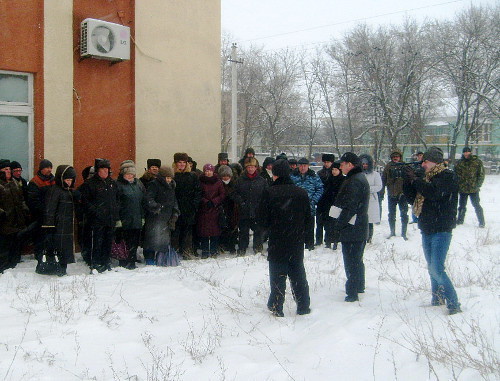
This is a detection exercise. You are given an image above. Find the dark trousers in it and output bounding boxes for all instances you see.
[238,218,262,251]
[341,241,366,297]
[458,193,484,225]
[388,195,409,227]
[315,213,325,244]
[200,236,219,257]
[116,228,140,266]
[220,227,238,253]
[172,220,194,256]
[324,216,335,244]
[268,260,310,314]
[0,234,17,272]
[90,225,114,268]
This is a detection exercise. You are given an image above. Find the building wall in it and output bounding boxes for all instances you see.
[0,0,44,177]
[135,0,221,169]
[44,1,73,167]
[72,0,135,177]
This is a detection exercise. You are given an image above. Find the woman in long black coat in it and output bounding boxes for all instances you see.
[143,166,180,265]
[44,165,77,273]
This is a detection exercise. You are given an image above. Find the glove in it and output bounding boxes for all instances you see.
[168,215,178,230]
[403,166,416,182]
[206,200,215,208]
[115,220,122,228]
[141,218,145,227]
[331,230,341,244]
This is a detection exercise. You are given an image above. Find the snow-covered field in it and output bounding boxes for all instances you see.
[1,177,499,381]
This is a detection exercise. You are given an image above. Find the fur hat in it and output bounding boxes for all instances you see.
[218,153,229,161]
[297,157,309,165]
[217,165,233,178]
[462,146,472,153]
[147,159,161,168]
[159,165,174,178]
[288,158,298,166]
[244,157,258,167]
[272,159,291,178]
[244,147,256,156]
[39,159,53,171]
[423,147,444,164]
[95,158,111,169]
[322,153,335,162]
[120,160,136,176]
[203,163,215,172]
[0,159,11,170]
[340,152,360,166]
[173,152,189,163]
[333,160,341,169]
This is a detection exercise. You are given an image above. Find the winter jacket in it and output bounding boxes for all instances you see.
[117,176,146,230]
[197,175,226,237]
[44,165,76,264]
[403,169,458,235]
[139,171,157,189]
[27,172,55,222]
[144,177,179,252]
[454,155,485,194]
[257,176,313,263]
[317,166,332,185]
[232,171,268,220]
[79,174,119,228]
[260,169,274,186]
[359,154,382,224]
[221,179,239,230]
[12,176,28,201]
[173,169,202,225]
[382,150,405,197]
[291,169,324,216]
[0,176,28,235]
[332,166,370,242]
[316,173,345,217]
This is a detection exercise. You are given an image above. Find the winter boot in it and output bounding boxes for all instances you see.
[457,208,466,225]
[477,208,485,228]
[401,222,408,241]
[387,220,396,239]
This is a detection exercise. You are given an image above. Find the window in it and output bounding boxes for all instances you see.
[0,70,33,176]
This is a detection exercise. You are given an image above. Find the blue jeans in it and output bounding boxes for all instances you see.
[421,232,460,309]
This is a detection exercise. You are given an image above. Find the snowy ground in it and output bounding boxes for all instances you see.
[0,177,499,381]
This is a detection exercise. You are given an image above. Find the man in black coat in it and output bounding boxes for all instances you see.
[80,158,119,273]
[331,152,370,302]
[257,159,313,317]
[316,153,335,245]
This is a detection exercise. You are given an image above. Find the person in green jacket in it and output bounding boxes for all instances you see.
[454,147,485,227]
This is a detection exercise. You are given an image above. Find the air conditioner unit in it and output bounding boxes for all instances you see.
[80,18,130,61]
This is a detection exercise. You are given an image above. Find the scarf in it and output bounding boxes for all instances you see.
[413,163,446,217]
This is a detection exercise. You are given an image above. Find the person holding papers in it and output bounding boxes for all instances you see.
[331,153,370,302]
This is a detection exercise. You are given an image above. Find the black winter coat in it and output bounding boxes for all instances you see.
[257,176,313,263]
[403,169,458,235]
[174,171,202,225]
[317,173,345,217]
[80,174,119,228]
[27,172,55,222]
[333,167,370,242]
[0,177,28,235]
[232,172,268,220]
[144,177,179,252]
[117,177,145,230]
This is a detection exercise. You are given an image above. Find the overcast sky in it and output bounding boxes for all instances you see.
[222,0,498,51]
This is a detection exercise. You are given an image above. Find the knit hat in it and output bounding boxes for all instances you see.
[94,158,111,169]
[390,150,402,159]
[244,147,256,156]
[297,157,309,165]
[81,166,93,180]
[39,159,53,171]
[147,159,161,168]
[462,146,472,153]
[272,159,291,178]
[203,163,215,172]
[120,160,136,176]
[159,165,174,178]
[322,153,335,162]
[244,157,258,167]
[288,158,298,166]
[0,159,11,170]
[217,165,233,178]
[423,146,444,164]
[333,160,341,169]
[262,157,275,169]
[275,153,288,161]
[340,152,360,166]
[173,152,189,163]
[10,161,22,170]
[218,153,229,161]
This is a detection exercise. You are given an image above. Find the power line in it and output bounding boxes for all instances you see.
[233,0,468,44]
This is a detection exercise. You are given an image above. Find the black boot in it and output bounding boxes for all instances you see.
[401,222,408,241]
[457,208,466,225]
[477,208,485,228]
[387,220,396,239]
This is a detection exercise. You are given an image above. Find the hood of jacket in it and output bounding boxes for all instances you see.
[359,154,374,173]
[54,165,76,188]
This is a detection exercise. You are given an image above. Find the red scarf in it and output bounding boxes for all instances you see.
[246,171,258,179]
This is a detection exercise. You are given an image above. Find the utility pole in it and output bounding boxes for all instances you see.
[229,43,243,163]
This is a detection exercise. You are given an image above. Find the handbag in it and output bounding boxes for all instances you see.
[36,249,65,276]
[111,240,129,260]
[218,205,229,230]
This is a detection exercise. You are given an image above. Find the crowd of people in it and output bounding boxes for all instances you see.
[0,145,485,315]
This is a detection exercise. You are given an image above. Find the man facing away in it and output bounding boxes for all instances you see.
[257,159,312,317]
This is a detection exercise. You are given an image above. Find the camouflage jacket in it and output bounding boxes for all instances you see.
[454,155,485,193]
